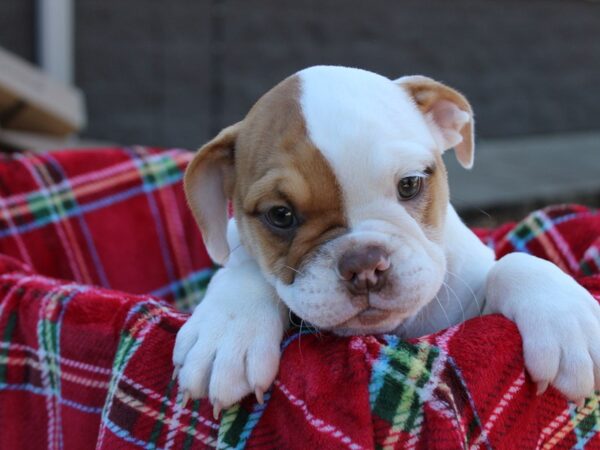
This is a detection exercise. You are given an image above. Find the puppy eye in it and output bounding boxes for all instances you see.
[265,206,297,229]
[397,176,423,200]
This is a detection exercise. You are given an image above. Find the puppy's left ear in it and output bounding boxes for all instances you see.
[184,122,241,265]
[396,75,474,169]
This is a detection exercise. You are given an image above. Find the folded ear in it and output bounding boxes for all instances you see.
[396,75,474,169]
[184,122,241,265]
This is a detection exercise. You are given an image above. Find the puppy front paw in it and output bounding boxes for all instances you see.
[487,252,600,405]
[516,278,600,405]
[521,298,600,405]
[172,265,286,415]
[173,308,282,414]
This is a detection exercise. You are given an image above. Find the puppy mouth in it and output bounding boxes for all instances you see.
[329,307,408,335]
[354,307,392,325]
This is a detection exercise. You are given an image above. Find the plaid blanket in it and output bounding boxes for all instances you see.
[0,147,214,311]
[0,149,599,449]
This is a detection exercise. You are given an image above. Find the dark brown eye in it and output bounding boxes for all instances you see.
[265,206,297,229]
[397,176,423,200]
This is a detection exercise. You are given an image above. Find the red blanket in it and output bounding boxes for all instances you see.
[0,148,599,449]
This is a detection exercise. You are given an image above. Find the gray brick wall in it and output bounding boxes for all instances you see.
[0,0,35,62]
[2,0,600,149]
[217,0,600,141]
[74,0,212,148]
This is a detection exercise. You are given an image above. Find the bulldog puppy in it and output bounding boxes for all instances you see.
[173,66,600,414]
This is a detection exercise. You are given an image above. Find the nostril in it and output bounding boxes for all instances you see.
[376,257,391,273]
[351,272,369,292]
[337,245,391,294]
[364,268,378,286]
[338,247,390,275]
[339,266,355,282]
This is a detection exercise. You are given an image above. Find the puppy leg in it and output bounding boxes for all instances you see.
[485,252,600,403]
[173,260,288,410]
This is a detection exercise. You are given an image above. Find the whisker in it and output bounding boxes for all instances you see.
[298,319,304,359]
[282,264,333,284]
[304,320,322,338]
[445,269,483,317]
[434,294,452,330]
[443,281,466,325]
[478,209,492,220]
[284,265,303,276]
[442,281,465,334]
[288,309,301,327]
[222,243,243,262]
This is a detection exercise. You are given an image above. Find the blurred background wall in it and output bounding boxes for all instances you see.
[1,0,599,221]
[2,0,599,148]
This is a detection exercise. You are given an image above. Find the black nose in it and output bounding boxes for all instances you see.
[337,245,391,294]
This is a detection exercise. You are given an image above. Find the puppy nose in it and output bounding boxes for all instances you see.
[338,246,391,294]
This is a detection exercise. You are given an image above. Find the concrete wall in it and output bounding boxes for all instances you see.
[1,0,600,149]
[75,1,212,148]
[0,0,35,62]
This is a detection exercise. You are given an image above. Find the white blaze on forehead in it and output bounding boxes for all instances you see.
[297,66,436,223]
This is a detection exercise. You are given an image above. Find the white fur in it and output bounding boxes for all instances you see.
[397,206,495,337]
[298,66,436,220]
[174,66,600,409]
[282,66,447,333]
[485,252,600,400]
[173,221,287,407]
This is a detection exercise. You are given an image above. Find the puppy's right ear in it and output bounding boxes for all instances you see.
[396,75,474,169]
[184,122,241,265]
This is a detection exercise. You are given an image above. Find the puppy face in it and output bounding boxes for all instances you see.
[185,66,474,335]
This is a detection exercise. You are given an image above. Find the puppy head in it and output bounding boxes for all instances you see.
[185,66,474,335]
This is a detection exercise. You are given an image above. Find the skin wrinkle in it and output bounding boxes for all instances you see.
[232,75,348,285]
[185,67,463,333]
[406,152,449,241]
[272,67,457,332]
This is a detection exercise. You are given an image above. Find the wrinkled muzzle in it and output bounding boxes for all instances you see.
[275,229,447,335]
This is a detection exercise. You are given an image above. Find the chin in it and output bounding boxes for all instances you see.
[329,309,410,336]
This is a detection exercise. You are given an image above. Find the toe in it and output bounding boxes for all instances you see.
[554,352,595,401]
[178,341,216,399]
[209,344,252,408]
[173,320,199,366]
[246,337,280,395]
[591,347,600,392]
[523,336,560,388]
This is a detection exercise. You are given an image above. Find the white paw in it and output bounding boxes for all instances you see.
[487,253,600,404]
[519,289,600,404]
[172,263,286,413]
